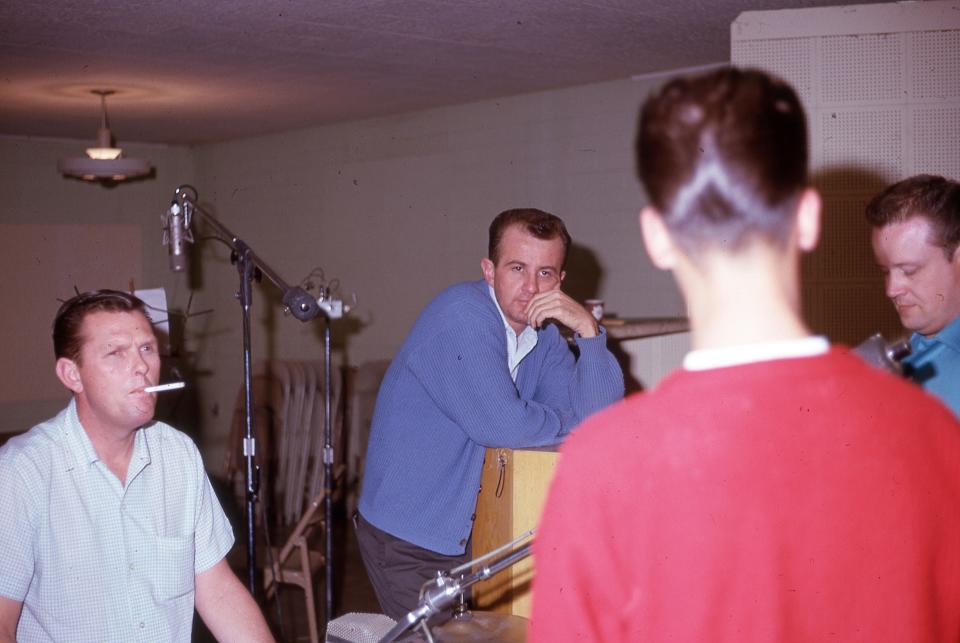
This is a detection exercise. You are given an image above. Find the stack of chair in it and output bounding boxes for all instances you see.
[225,358,344,643]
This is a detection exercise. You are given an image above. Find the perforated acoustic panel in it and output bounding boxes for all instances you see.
[732,1,960,345]
[915,107,960,179]
[732,37,816,99]
[821,34,904,104]
[912,30,960,100]
[818,109,902,192]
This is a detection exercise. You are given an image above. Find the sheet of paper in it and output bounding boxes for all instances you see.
[134,287,172,356]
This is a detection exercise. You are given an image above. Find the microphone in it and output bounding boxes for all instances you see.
[163,199,190,273]
[852,333,911,374]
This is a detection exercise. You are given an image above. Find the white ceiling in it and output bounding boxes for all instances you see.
[1,0,869,146]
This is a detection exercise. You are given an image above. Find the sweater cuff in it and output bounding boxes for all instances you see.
[573,325,609,352]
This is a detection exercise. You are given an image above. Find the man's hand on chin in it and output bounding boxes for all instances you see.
[525,290,600,338]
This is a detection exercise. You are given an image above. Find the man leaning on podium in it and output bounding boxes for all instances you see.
[355,208,624,620]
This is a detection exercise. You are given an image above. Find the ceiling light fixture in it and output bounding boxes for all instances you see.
[57,89,152,183]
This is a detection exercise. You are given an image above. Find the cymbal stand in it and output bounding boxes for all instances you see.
[377,531,534,643]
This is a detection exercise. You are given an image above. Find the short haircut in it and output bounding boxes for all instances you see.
[53,289,152,363]
[488,208,572,266]
[865,174,960,259]
[636,67,809,253]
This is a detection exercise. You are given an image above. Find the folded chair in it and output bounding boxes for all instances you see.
[262,358,343,643]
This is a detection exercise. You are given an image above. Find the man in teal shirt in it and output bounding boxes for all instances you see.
[868,175,960,418]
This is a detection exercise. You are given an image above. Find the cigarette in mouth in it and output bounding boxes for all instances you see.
[144,382,186,393]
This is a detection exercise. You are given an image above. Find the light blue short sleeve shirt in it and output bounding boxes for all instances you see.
[0,399,234,642]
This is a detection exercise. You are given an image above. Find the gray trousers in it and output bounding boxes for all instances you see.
[353,511,471,621]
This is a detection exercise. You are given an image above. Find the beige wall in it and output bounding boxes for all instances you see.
[0,74,685,467]
[186,75,683,467]
[0,137,197,434]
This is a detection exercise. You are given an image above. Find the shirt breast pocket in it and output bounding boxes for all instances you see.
[152,534,196,602]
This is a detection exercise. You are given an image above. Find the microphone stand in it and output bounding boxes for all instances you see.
[377,534,534,643]
[173,185,343,626]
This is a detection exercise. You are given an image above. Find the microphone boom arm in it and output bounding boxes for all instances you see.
[170,185,342,627]
[174,185,335,321]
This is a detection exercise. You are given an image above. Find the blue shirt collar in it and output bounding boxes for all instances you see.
[910,314,960,352]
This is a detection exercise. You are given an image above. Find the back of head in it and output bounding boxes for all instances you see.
[53,289,151,363]
[488,208,572,266]
[865,174,960,258]
[636,67,809,253]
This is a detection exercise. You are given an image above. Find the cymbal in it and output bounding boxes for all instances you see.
[425,610,528,642]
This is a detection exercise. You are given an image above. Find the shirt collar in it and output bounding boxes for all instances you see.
[487,284,534,338]
[683,335,830,371]
[59,397,152,473]
[60,398,100,469]
[911,314,960,351]
[487,285,538,379]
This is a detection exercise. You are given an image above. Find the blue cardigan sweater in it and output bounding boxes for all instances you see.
[358,280,625,555]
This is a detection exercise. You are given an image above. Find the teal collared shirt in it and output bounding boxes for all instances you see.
[0,399,234,642]
[903,315,960,420]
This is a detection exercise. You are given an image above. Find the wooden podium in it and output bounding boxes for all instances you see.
[471,446,560,618]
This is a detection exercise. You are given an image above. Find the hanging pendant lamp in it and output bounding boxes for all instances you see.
[57,89,152,183]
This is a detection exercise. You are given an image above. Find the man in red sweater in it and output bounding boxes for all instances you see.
[529,68,960,642]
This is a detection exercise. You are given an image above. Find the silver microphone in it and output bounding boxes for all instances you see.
[163,200,189,273]
[852,333,911,374]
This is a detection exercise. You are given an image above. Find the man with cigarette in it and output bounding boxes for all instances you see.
[0,289,274,642]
